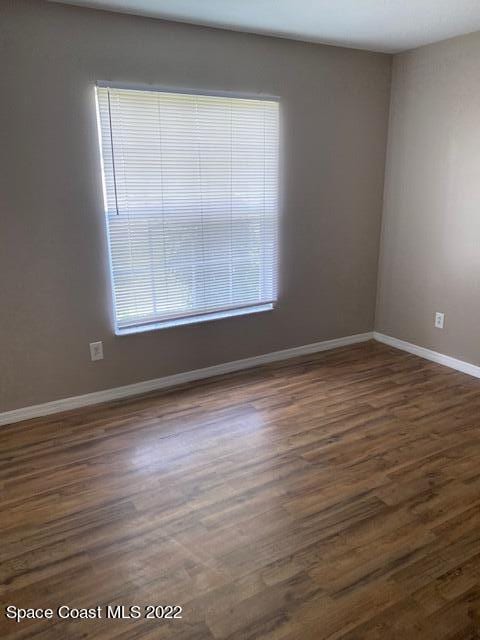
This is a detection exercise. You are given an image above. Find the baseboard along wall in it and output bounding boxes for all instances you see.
[3,330,480,427]
[0,331,373,426]
[373,332,480,379]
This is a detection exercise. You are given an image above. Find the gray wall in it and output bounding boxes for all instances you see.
[376,32,480,364]
[0,0,391,411]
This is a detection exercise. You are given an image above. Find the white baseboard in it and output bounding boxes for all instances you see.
[373,332,480,379]
[0,331,373,427]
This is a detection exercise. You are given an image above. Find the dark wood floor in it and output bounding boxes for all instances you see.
[2,341,480,639]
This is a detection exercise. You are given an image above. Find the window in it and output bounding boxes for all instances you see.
[95,85,279,333]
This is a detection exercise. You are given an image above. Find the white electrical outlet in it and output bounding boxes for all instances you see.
[89,341,104,361]
[434,312,445,329]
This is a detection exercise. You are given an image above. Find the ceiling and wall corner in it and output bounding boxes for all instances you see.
[47,0,480,54]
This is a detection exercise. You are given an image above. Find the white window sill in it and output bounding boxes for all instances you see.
[115,303,274,336]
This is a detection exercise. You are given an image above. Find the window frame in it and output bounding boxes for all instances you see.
[95,82,281,335]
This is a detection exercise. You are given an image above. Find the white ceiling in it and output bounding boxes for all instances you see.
[49,0,480,54]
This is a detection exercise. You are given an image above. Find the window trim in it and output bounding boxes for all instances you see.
[115,303,274,336]
[95,82,280,334]
[96,80,280,104]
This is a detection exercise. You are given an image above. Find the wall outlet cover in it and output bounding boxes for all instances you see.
[90,341,104,361]
[435,312,445,329]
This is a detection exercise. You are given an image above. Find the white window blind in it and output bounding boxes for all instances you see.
[95,85,279,332]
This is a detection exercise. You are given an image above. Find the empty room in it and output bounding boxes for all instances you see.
[3,0,480,637]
